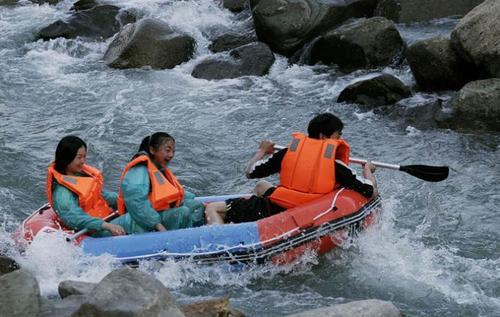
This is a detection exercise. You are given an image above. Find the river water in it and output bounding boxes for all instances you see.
[0,1,499,316]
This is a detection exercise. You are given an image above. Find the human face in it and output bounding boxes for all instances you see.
[320,130,342,140]
[66,146,86,175]
[150,139,175,167]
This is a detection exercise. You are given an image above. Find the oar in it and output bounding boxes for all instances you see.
[66,211,120,242]
[274,145,449,182]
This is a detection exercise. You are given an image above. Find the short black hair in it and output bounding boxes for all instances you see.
[307,113,344,139]
[54,135,87,174]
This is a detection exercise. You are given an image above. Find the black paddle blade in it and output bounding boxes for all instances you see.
[399,165,449,182]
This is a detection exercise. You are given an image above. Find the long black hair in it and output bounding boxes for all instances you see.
[54,135,87,174]
[136,132,175,157]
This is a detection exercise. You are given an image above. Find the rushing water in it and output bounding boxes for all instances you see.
[1,1,499,316]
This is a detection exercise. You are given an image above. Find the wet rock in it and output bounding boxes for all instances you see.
[0,269,41,317]
[380,98,450,130]
[72,267,185,317]
[104,18,195,69]
[451,0,500,78]
[338,74,411,107]
[375,0,485,23]
[252,0,378,56]
[40,295,87,317]
[0,255,20,275]
[406,37,475,91]
[30,0,62,4]
[37,5,136,41]
[70,0,99,11]
[192,42,275,80]
[209,33,257,53]
[58,280,96,299]
[0,0,18,5]
[181,297,245,317]
[440,79,500,132]
[286,299,402,317]
[223,0,247,12]
[309,17,404,72]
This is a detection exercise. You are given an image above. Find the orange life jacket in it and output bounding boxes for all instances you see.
[46,163,114,219]
[116,155,185,213]
[269,132,350,209]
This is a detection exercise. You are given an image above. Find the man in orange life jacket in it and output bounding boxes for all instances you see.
[205,113,378,224]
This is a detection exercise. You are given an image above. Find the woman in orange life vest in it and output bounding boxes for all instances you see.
[205,113,378,224]
[47,136,125,236]
[116,132,205,233]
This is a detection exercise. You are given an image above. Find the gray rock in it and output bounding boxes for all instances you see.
[40,295,87,317]
[209,33,257,53]
[0,270,41,317]
[286,299,402,317]
[252,0,378,55]
[104,18,195,69]
[30,0,61,4]
[338,74,411,107]
[223,0,247,12]
[441,79,500,132]
[380,98,450,130]
[58,280,96,299]
[310,17,403,72]
[72,267,185,317]
[451,0,500,78]
[406,37,475,91]
[0,0,18,5]
[37,5,136,41]
[0,255,20,275]
[70,0,98,11]
[192,42,275,80]
[375,0,485,23]
[181,297,245,317]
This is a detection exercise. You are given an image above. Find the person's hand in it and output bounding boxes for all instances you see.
[363,162,376,174]
[155,223,167,232]
[102,222,126,236]
[258,140,275,155]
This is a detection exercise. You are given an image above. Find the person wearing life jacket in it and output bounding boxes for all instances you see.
[205,113,378,224]
[47,136,126,236]
[115,132,205,233]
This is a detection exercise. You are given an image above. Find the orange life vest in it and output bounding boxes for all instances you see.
[46,163,114,219]
[116,155,185,213]
[269,132,350,209]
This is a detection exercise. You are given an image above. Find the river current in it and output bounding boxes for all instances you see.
[0,1,499,316]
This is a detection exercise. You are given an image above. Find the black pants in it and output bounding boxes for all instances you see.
[224,187,285,224]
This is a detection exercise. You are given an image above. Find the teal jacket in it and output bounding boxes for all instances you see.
[119,164,205,233]
[51,183,117,236]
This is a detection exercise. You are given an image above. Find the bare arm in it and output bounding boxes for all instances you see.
[362,162,378,198]
[244,140,276,178]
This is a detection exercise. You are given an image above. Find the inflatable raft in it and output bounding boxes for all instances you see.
[19,189,381,265]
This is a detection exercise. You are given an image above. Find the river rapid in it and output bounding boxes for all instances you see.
[0,1,499,316]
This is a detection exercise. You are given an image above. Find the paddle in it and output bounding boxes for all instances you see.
[66,211,120,242]
[274,145,449,182]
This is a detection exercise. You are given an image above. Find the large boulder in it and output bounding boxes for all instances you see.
[40,295,87,317]
[181,297,245,317]
[38,5,136,41]
[70,0,99,11]
[30,0,62,4]
[441,79,500,132]
[0,270,41,317]
[338,74,411,107]
[58,280,96,299]
[375,0,485,23]
[0,0,19,5]
[0,255,20,276]
[286,299,401,317]
[252,0,378,55]
[72,267,185,317]
[209,33,257,53]
[451,0,500,78]
[223,0,247,12]
[104,18,195,69]
[310,17,404,72]
[192,42,275,80]
[405,37,475,91]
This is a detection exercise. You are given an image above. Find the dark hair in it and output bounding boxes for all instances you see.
[307,113,344,139]
[138,132,175,155]
[54,135,87,174]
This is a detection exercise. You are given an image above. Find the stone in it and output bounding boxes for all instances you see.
[38,5,136,41]
[310,17,404,72]
[286,299,402,317]
[192,42,275,80]
[375,0,485,23]
[72,267,185,317]
[0,0,18,5]
[209,33,257,53]
[181,297,245,317]
[338,74,411,107]
[223,0,247,12]
[40,295,87,317]
[70,0,98,11]
[58,280,96,299]
[405,37,475,91]
[0,255,20,275]
[0,270,41,317]
[104,18,195,70]
[451,0,500,78]
[252,0,378,55]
